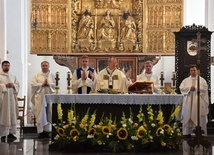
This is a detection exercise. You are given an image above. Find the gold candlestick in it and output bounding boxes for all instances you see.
[55,87,60,94]
[160,86,164,94]
[67,87,72,94]
[171,86,176,94]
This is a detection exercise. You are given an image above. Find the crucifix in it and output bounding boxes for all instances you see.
[55,71,60,94]
[67,71,72,94]
[171,72,176,94]
[159,71,164,94]
[159,71,164,87]
[171,72,176,87]
[187,32,210,149]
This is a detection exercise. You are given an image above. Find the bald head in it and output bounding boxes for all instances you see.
[108,57,117,70]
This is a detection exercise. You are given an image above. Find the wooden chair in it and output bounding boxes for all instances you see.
[17,96,26,133]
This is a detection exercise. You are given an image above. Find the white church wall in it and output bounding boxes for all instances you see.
[0,0,6,60]
[183,0,205,25]
[5,0,26,97]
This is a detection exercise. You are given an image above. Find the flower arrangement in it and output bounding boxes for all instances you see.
[52,104,182,153]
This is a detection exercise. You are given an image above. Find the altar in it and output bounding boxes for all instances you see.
[41,94,183,132]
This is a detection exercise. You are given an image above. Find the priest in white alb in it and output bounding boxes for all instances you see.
[179,65,209,136]
[0,61,20,141]
[72,55,97,94]
[136,60,160,94]
[96,57,132,93]
[31,61,55,138]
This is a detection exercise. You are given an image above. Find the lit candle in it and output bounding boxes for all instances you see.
[67,71,71,87]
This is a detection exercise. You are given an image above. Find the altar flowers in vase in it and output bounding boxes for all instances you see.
[51,103,183,153]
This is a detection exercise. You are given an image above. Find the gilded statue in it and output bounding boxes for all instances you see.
[121,10,136,42]
[98,10,116,41]
[77,9,94,40]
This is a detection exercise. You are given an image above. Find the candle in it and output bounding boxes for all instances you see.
[67,71,71,87]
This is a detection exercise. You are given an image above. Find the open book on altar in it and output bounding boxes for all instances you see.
[128,81,154,94]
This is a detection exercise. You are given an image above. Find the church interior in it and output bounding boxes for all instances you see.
[0,0,214,154]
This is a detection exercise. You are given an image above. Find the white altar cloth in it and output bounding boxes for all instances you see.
[41,94,183,127]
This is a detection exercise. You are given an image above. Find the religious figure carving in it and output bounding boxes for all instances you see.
[77,9,94,40]
[98,10,116,41]
[120,10,136,42]
[103,0,120,9]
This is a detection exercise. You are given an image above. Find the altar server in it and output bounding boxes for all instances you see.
[72,55,97,94]
[0,61,20,142]
[31,61,55,138]
[96,57,132,93]
[136,60,160,94]
[179,65,209,136]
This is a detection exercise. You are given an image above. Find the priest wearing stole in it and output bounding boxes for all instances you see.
[179,65,209,136]
[96,57,132,93]
[31,61,55,138]
[0,61,20,141]
[136,60,160,94]
[72,55,97,94]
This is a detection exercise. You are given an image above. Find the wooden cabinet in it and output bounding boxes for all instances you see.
[174,24,212,96]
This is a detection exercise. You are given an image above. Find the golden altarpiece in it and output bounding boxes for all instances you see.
[31,0,183,81]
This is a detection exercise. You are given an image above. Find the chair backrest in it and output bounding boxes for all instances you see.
[17,96,26,117]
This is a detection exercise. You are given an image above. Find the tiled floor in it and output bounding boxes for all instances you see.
[0,129,214,155]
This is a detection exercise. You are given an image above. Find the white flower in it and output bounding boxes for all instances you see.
[149,136,153,140]
[151,123,156,127]
[176,128,180,132]
[106,135,109,138]
[122,124,127,128]
[160,129,164,135]
[87,134,94,139]
[131,136,138,140]
[128,118,133,124]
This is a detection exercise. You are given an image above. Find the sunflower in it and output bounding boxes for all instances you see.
[70,128,79,137]
[117,128,128,140]
[57,127,65,137]
[163,124,172,133]
[102,126,111,135]
[88,128,96,136]
[136,126,147,138]
[156,127,163,137]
